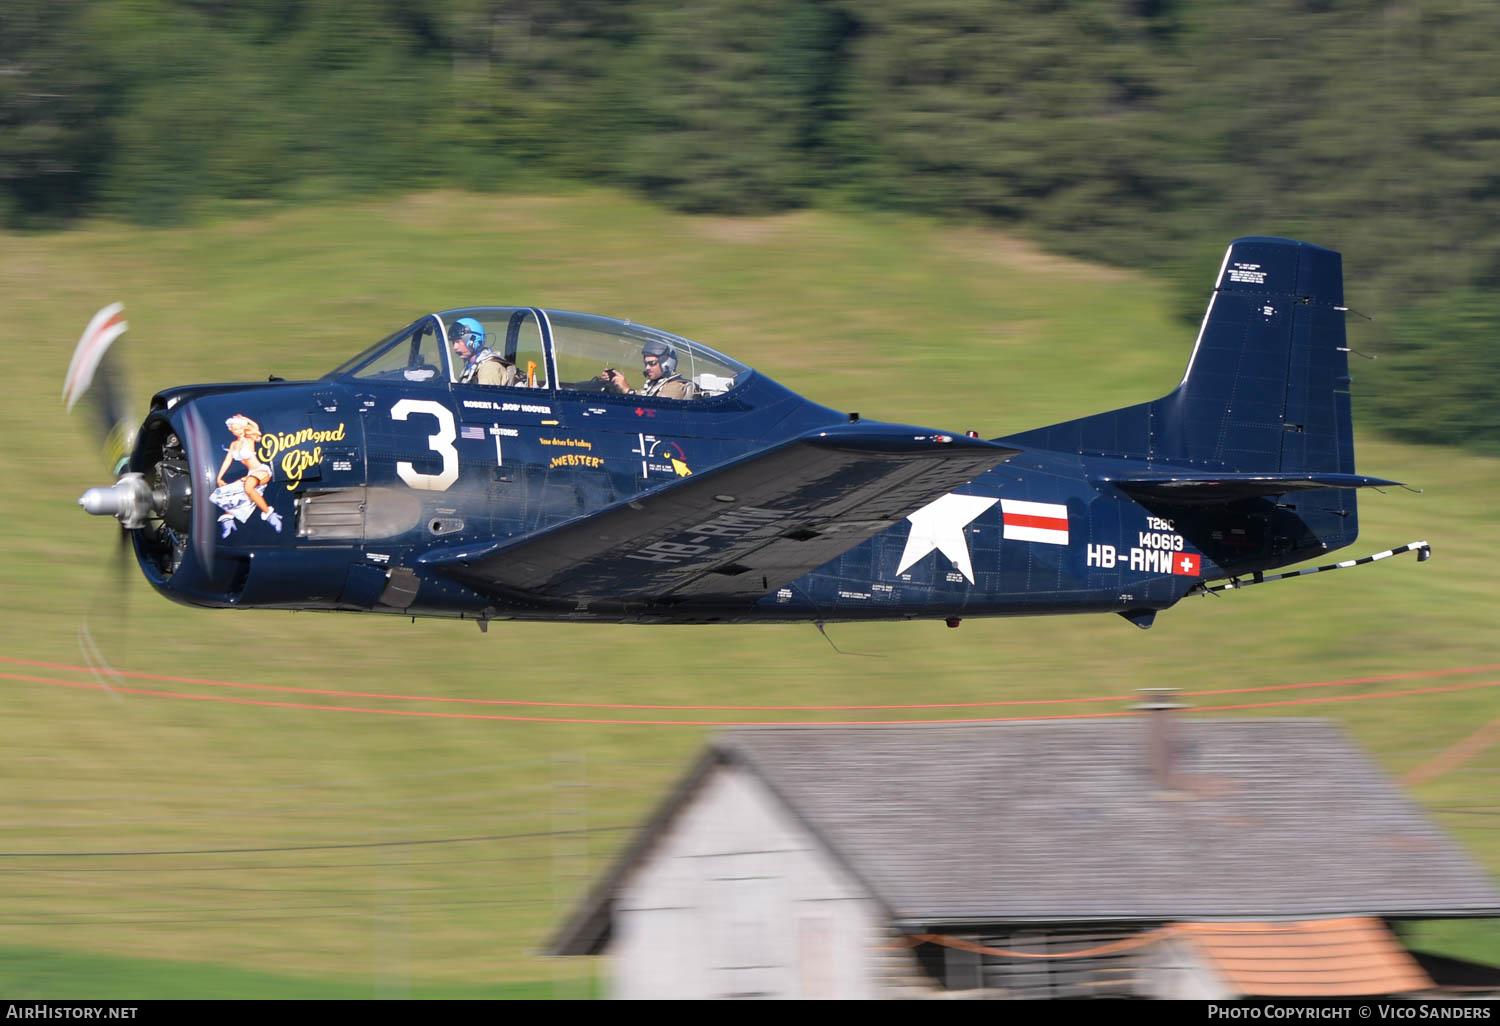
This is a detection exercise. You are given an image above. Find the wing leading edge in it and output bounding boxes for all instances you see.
[421,426,1017,609]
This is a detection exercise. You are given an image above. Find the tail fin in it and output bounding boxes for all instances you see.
[1003,237,1354,475]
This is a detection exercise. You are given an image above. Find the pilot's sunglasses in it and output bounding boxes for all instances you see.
[643,358,660,367]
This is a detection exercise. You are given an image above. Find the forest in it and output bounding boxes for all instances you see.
[4,0,1497,451]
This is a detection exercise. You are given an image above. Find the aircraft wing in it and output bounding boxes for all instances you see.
[421,425,1016,608]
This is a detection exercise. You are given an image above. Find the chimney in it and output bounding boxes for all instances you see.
[1134,688,1186,794]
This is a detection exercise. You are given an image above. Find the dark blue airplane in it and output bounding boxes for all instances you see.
[73,237,1426,631]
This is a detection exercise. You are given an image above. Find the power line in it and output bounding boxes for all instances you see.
[0,895,570,928]
[0,823,633,859]
[0,848,640,875]
[8,664,1499,726]
[5,655,1498,711]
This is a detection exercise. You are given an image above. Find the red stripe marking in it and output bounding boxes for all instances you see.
[67,311,126,402]
[1002,513,1068,531]
[82,311,125,359]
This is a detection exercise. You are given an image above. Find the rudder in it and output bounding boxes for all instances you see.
[1002,237,1355,476]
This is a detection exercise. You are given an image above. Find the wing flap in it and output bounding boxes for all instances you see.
[1099,471,1402,504]
[423,426,1016,606]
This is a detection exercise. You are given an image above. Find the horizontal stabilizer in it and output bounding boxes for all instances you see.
[1097,471,1402,505]
[422,425,1017,607]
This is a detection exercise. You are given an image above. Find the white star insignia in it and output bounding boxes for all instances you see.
[896,493,998,584]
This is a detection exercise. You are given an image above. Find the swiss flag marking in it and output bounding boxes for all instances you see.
[1172,553,1201,577]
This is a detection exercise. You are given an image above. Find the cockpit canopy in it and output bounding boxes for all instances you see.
[322,307,750,399]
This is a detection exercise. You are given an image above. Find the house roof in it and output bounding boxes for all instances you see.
[1174,918,1433,996]
[550,718,1500,954]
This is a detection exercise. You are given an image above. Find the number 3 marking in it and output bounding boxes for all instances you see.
[391,399,458,491]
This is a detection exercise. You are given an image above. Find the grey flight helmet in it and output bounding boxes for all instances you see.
[642,337,678,375]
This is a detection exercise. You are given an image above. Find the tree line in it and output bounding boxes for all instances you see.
[5,0,1497,452]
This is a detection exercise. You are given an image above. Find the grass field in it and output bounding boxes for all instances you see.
[2,190,1497,997]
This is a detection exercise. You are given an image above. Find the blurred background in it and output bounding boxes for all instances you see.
[1,0,1497,999]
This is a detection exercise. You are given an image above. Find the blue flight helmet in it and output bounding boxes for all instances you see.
[452,317,486,351]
